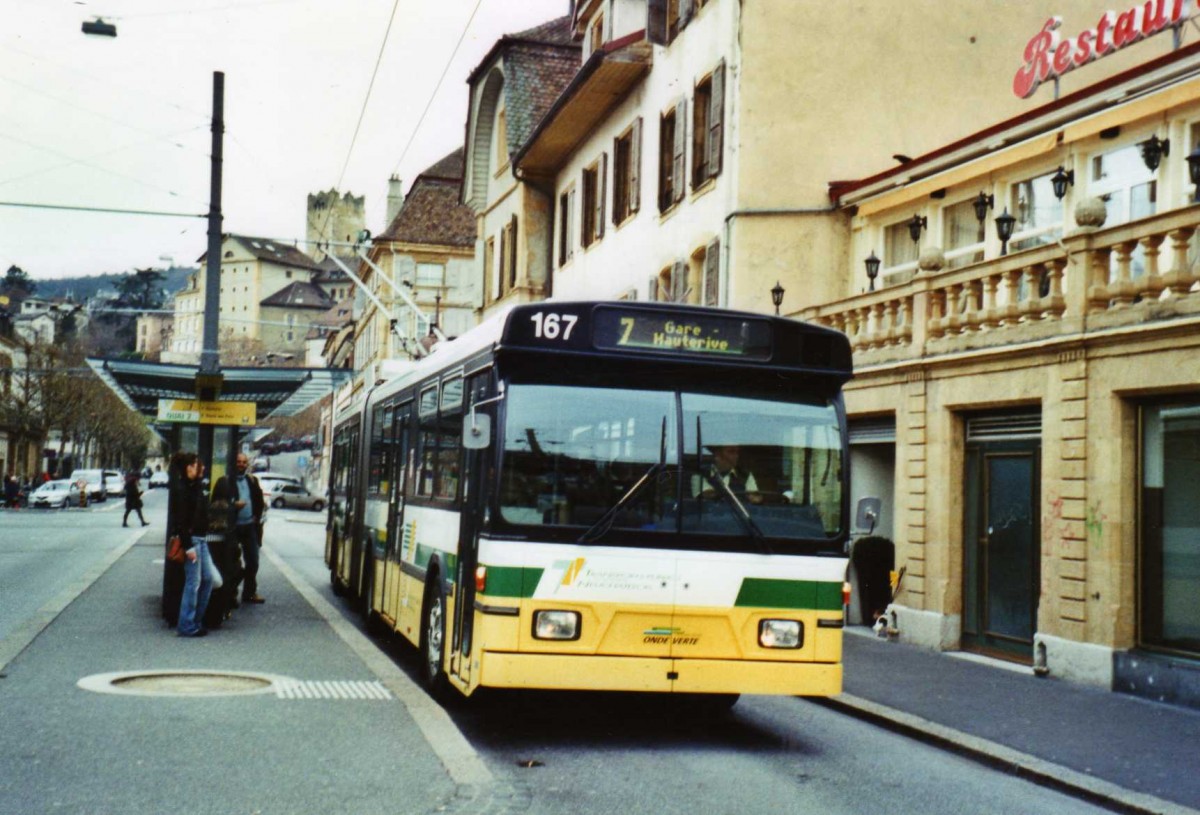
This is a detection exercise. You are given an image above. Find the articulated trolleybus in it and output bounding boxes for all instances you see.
[327,301,853,702]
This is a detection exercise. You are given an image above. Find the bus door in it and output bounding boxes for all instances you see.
[450,372,492,684]
[382,404,410,626]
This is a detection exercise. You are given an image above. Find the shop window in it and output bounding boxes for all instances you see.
[1140,402,1200,656]
[613,119,642,225]
[882,219,919,274]
[943,198,985,269]
[1089,145,1154,276]
[1007,170,1065,254]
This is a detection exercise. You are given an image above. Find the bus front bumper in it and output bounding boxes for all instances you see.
[477,652,842,696]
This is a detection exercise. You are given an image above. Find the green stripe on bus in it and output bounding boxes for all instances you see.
[735,578,843,611]
[481,565,544,598]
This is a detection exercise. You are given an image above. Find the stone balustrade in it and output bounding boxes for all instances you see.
[800,204,1200,359]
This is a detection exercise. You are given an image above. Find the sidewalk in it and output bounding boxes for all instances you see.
[0,529,488,815]
[826,628,1200,815]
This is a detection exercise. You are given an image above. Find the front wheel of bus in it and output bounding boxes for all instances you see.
[420,578,449,697]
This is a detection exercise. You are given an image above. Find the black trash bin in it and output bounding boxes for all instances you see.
[851,535,894,623]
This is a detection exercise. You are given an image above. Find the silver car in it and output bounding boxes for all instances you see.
[269,484,324,512]
[30,479,82,509]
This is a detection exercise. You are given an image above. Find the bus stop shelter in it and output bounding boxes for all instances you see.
[86,357,351,623]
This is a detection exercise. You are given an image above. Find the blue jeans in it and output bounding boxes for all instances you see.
[178,536,216,636]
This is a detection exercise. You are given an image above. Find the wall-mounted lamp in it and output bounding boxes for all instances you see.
[770,281,785,315]
[1140,135,1170,172]
[1188,144,1200,202]
[1051,166,1074,200]
[972,192,994,224]
[907,214,927,243]
[995,208,1017,256]
[864,251,881,292]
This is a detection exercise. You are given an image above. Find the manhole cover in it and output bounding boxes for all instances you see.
[78,670,290,697]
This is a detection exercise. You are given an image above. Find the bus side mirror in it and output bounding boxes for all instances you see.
[464,413,491,450]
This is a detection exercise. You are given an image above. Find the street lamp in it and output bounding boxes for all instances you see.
[907,214,927,243]
[1051,166,1074,200]
[995,208,1017,256]
[1187,144,1200,201]
[771,281,785,315]
[1140,135,1169,172]
[864,251,881,292]
[972,192,994,224]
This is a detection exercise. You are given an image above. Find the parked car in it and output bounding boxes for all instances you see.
[68,469,108,502]
[30,479,81,509]
[256,473,301,500]
[270,483,324,511]
[148,470,169,489]
[103,470,125,497]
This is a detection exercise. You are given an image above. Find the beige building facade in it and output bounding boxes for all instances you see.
[437,0,1200,705]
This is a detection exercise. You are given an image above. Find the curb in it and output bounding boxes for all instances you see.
[812,693,1200,815]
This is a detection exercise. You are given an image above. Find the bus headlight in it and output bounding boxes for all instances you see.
[533,610,581,641]
[759,619,803,649]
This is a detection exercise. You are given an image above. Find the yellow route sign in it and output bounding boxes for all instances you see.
[156,398,256,426]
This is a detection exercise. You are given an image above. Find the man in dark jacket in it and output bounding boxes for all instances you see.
[211,452,266,604]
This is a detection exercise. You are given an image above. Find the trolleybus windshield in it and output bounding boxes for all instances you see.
[498,383,843,552]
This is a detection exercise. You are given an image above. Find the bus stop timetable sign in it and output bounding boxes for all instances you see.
[156,398,256,426]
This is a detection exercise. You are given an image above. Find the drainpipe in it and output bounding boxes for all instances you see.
[722,207,837,308]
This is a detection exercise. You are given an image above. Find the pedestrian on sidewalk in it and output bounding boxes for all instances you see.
[4,473,19,509]
[170,451,219,638]
[212,452,265,605]
[123,471,149,527]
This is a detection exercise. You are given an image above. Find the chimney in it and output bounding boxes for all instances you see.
[386,175,404,227]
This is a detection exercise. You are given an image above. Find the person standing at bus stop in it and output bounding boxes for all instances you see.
[213,452,265,605]
[172,452,217,637]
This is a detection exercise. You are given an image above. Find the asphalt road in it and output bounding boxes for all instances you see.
[0,497,1120,815]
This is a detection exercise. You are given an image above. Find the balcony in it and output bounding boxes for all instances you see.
[800,204,1200,366]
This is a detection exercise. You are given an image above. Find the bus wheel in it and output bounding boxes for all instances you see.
[419,577,449,696]
[330,568,345,596]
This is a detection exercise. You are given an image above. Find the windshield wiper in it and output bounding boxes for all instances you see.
[578,462,669,544]
[701,468,773,554]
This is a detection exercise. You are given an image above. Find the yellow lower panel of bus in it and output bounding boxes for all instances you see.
[477,652,841,696]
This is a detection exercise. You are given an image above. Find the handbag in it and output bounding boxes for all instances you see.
[167,535,185,564]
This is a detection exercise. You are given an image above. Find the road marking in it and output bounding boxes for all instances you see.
[274,679,393,700]
[265,547,493,786]
[0,529,143,673]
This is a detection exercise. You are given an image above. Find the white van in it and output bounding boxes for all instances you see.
[68,469,108,502]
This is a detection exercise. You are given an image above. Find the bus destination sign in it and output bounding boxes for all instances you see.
[592,307,771,359]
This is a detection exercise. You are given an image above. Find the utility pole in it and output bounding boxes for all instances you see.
[200,71,224,379]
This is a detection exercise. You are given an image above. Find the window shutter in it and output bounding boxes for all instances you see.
[648,275,660,302]
[672,99,687,204]
[709,60,724,179]
[498,227,509,294]
[671,260,687,302]
[597,152,607,239]
[647,0,668,44]
[704,237,720,306]
[680,0,694,29]
[630,117,642,214]
[509,214,519,289]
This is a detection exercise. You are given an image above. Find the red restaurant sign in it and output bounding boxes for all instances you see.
[1014,0,1189,98]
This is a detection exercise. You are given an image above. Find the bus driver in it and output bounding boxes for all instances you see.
[696,444,763,505]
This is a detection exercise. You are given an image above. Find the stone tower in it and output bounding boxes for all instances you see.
[306,189,366,261]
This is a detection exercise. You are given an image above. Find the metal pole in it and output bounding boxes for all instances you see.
[200,71,225,374]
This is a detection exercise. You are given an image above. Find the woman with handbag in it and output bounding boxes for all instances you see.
[170,451,219,638]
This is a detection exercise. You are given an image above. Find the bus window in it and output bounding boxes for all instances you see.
[500,385,677,530]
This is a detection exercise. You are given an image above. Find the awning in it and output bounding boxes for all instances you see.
[86,358,352,422]
[515,37,652,181]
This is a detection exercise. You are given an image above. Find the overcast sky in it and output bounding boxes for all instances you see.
[0,0,571,281]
